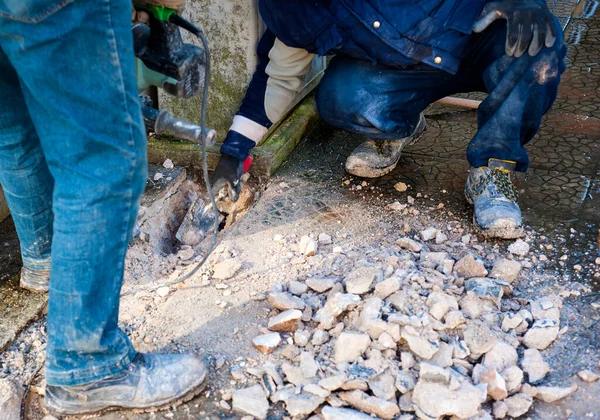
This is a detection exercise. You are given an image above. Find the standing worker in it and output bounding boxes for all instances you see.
[212,0,566,239]
[0,0,207,415]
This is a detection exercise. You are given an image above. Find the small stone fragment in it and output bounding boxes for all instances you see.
[339,390,400,420]
[317,293,361,329]
[534,385,578,402]
[493,401,508,419]
[419,363,450,384]
[412,380,486,420]
[396,237,423,252]
[490,258,522,283]
[156,286,170,297]
[281,344,301,360]
[368,373,396,401]
[464,278,503,305]
[345,265,382,295]
[420,227,438,241]
[464,321,497,359]
[503,393,533,418]
[374,276,400,300]
[334,332,371,363]
[289,280,308,296]
[508,239,530,256]
[306,277,336,293]
[319,233,333,245]
[153,172,164,181]
[213,259,242,280]
[321,406,373,420]
[483,341,518,372]
[444,310,466,329]
[319,374,348,391]
[523,319,559,350]
[268,309,303,332]
[271,389,326,417]
[401,326,440,359]
[502,366,524,393]
[435,230,448,244]
[426,291,459,321]
[530,296,561,321]
[233,385,269,420]
[312,330,330,346]
[522,349,550,383]
[479,368,508,401]
[394,182,408,192]
[294,330,311,347]
[162,158,174,169]
[454,254,488,278]
[252,333,281,355]
[300,351,319,379]
[268,292,306,311]
[395,371,417,394]
[577,370,600,382]
[299,235,318,256]
[0,379,21,420]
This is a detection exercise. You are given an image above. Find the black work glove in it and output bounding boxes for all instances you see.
[210,153,245,202]
[473,0,558,58]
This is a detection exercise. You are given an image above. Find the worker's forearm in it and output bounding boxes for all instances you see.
[221,31,315,160]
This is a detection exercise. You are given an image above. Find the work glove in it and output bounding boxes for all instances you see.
[210,153,246,202]
[472,0,558,57]
[134,0,186,12]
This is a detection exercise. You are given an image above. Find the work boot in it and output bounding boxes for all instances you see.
[20,266,50,292]
[464,159,524,239]
[345,113,426,178]
[45,353,208,416]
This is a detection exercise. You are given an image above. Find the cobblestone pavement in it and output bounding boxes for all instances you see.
[2,0,599,419]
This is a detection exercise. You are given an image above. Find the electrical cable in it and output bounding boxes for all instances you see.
[121,15,218,296]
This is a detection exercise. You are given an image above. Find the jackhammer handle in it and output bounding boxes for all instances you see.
[141,104,216,147]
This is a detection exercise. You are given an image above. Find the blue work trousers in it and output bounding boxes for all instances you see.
[0,0,145,386]
[316,20,567,172]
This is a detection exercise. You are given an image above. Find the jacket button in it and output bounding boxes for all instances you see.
[373,21,381,28]
[434,56,442,64]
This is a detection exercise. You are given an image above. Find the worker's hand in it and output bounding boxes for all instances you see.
[472,0,557,57]
[210,153,245,202]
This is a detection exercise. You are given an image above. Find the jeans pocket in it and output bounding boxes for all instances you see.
[0,0,74,23]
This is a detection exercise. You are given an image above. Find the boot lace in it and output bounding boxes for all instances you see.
[472,168,519,202]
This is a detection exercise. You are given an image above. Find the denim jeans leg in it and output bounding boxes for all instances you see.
[0,49,53,272]
[0,0,147,386]
[464,20,567,171]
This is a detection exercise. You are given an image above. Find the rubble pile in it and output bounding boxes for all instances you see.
[225,232,584,420]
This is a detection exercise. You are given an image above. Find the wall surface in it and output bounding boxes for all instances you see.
[158,0,325,142]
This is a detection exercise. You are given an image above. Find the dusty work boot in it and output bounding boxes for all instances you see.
[20,266,50,292]
[45,353,208,416]
[465,159,524,239]
[345,113,426,178]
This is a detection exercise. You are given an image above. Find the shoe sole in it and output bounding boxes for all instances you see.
[464,190,525,239]
[345,117,427,179]
[46,373,208,417]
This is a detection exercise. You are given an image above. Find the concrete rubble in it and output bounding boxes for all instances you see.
[225,229,578,420]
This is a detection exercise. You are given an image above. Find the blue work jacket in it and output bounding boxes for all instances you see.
[259,0,490,74]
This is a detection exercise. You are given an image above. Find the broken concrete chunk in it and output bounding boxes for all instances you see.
[492,401,508,419]
[319,374,348,391]
[444,310,466,329]
[396,237,423,252]
[534,385,577,402]
[508,239,529,256]
[395,370,417,394]
[419,252,448,268]
[521,348,549,383]
[268,309,303,332]
[401,326,440,360]
[268,292,306,311]
[577,369,600,382]
[420,227,438,241]
[378,331,397,349]
[281,362,311,386]
[334,332,371,364]
[300,351,319,379]
[252,333,281,355]
[523,319,559,350]
[0,379,21,420]
[233,385,269,420]
[289,280,308,296]
[420,363,450,384]
[479,368,508,401]
[213,259,242,280]
[339,390,400,420]
[374,276,401,300]
[304,384,330,398]
[281,344,301,360]
[312,330,330,346]
[321,405,374,420]
[454,254,488,278]
[368,373,396,401]
[318,233,333,245]
[502,366,524,394]
[306,277,336,293]
[490,258,522,283]
[459,292,485,319]
[317,293,361,329]
[483,341,518,372]
[426,291,459,321]
[294,330,311,347]
[345,265,382,295]
[271,389,326,417]
[531,296,561,321]
[435,230,448,244]
[464,278,503,305]
[501,312,529,333]
[299,236,318,256]
[464,321,497,359]
[503,393,533,418]
[412,380,486,420]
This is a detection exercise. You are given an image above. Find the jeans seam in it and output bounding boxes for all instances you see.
[0,0,75,23]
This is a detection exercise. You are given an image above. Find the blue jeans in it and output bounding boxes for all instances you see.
[315,20,567,172]
[0,0,146,386]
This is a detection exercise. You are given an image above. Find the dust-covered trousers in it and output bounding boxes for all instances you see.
[223,19,567,173]
[0,0,145,386]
